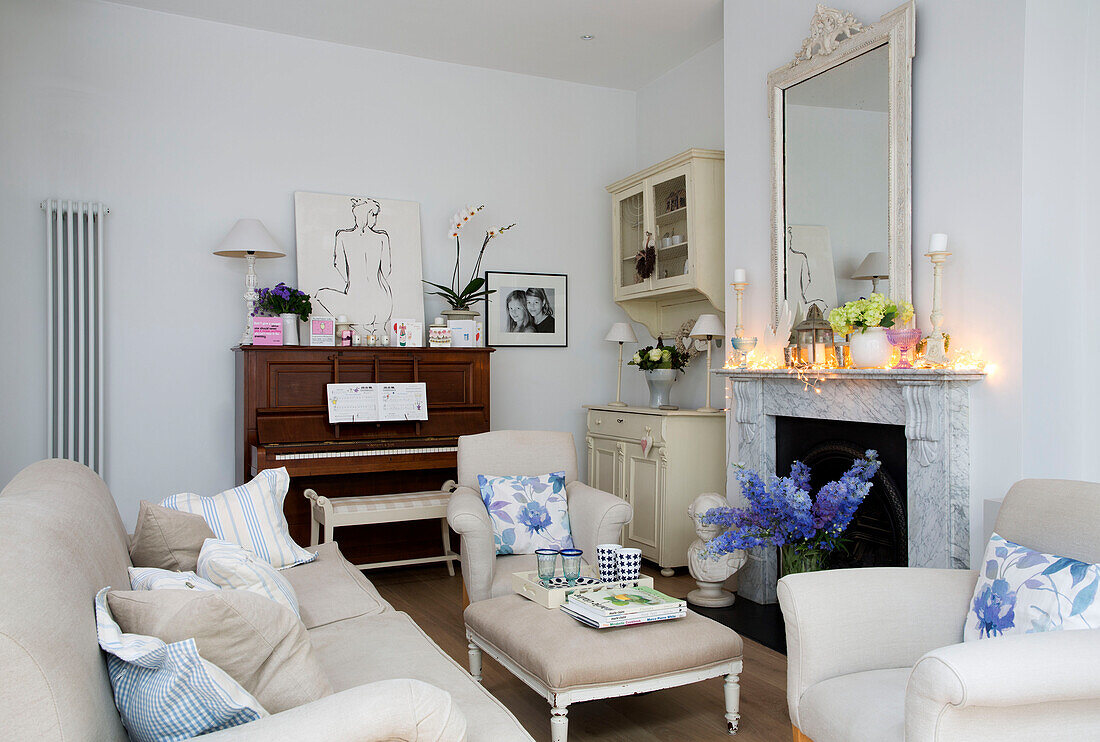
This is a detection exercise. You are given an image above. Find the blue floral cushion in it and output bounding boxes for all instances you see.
[477,472,574,555]
[965,532,1100,641]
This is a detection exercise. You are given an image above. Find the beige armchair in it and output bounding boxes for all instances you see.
[446,430,632,604]
[779,479,1100,742]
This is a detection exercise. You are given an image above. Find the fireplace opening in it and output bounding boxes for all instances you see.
[775,416,907,568]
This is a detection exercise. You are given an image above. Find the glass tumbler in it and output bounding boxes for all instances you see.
[535,549,558,587]
[560,548,583,586]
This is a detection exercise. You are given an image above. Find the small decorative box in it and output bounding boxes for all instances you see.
[511,569,655,609]
[251,317,282,345]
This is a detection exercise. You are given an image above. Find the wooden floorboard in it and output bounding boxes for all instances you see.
[368,563,791,742]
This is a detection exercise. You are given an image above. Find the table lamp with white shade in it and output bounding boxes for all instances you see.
[604,322,638,407]
[852,251,889,294]
[690,313,726,413]
[214,219,285,345]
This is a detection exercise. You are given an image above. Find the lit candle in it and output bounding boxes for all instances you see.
[733,268,747,283]
[928,233,948,252]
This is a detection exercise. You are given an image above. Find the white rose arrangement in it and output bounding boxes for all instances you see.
[628,342,690,371]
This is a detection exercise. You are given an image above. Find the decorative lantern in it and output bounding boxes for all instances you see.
[791,303,835,366]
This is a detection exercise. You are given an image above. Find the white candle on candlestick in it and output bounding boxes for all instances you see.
[928,233,948,252]
[733,268,747,283]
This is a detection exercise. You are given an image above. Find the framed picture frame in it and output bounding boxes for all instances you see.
[485,271,567,347]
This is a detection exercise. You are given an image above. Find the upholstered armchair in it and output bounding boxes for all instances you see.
[779,479,1100,742]
[446,430,633,604]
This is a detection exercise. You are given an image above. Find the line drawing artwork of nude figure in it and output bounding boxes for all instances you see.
[314,198,393,333]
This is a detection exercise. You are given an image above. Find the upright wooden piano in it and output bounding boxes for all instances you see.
[234,345,492,565]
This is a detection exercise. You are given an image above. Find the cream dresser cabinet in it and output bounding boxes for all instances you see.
[584,404,725,576]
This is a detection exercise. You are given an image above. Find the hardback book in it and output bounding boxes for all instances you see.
[562,597,685,624]
[560,603,686,629]
[567,585,686,618]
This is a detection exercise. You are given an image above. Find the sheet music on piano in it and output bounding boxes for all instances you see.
[327,383,428,423]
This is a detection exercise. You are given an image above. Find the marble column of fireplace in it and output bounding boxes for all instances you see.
[714,368,985,604]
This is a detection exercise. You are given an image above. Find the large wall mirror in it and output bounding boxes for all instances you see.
[769,2,915,326]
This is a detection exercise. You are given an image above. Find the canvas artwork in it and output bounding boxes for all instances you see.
[294,191,425,335]
[485,271,567,347]
[785,224,837,322]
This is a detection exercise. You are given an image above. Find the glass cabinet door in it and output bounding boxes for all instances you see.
[614,184,648,294]
[650,168,691,286]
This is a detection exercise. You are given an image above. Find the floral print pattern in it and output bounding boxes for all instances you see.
[966,532,1100,641]
[478,471,573,555]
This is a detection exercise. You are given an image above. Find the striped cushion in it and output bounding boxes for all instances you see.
[95,588,266,742]
[160,468,315,569]
[197,539,300,617]
[129,567,219,592]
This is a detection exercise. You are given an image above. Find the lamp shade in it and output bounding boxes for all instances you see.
[851,251,889,280]
[213,219,285,259]
[604,322,637,344]
[690,313,725,339]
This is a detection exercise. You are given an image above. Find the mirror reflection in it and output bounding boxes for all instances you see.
[783,44,889,321]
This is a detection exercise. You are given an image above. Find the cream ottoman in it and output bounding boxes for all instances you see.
[464,594,743,742]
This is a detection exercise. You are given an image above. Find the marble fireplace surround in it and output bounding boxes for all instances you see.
[715,368,985,604]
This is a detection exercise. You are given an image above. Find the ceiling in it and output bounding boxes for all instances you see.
[105,0,724,91]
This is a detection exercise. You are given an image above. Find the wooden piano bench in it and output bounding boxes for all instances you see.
[304,486,459,575]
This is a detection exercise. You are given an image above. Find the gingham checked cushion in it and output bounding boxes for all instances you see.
[197,539,300,617]
[160,468,315,569]
[95,588,266,742]
[129,567,219,592]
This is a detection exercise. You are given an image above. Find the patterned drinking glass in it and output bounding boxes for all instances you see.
[535,549,558,587]
[560,548,583,586]
[885,327,922,369]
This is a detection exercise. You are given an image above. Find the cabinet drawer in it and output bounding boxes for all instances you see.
[587,410,664,447]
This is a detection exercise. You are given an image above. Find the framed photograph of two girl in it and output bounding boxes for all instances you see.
[485,271,567,347]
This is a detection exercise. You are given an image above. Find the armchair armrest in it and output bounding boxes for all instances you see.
[565,481,632,559]
[203,678,467,741]
[906,628,1100,738]
[447,485,496,603]
[778,567,977,728]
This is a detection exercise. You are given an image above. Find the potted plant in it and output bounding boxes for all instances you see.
[701,451,880,575]
[827,293,914,368]
[628,339,690,408]
[424,205,515,321]
[255,282,312,345]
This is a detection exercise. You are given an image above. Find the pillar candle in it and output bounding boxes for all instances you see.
[928,233,948,252]
[733,268,747,283]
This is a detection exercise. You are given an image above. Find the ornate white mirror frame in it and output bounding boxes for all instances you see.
[769,1,915,325]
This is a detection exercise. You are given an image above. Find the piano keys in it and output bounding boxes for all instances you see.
[235,345,492,565]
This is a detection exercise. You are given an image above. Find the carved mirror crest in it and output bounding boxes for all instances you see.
[769,1,915,326]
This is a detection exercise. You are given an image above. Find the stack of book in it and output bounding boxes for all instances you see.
[560,585,687,628]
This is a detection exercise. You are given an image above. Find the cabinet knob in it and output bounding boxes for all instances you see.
[594,418,601,425]
[616,418,624,424]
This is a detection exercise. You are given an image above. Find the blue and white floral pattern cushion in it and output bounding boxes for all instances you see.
[966,532,1100,641]
[477,471,574,555]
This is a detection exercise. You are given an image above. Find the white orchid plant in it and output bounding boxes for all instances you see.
[423,204,516,310]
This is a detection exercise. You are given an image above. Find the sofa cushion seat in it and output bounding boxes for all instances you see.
[307,611,533,741]
[798,668,908,742]
[282,541,393,629]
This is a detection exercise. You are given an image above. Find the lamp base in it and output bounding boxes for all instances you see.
[606,401,628,408]
[695,406,722,414]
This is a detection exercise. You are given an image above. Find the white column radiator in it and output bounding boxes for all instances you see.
[41,199,108,475]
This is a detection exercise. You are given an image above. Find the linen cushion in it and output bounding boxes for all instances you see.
[280,541,393,629]
[94,588,266,742]
[129,566,219,592]
[798,668,907,742]
[107,588,333,714]
[477,471,573,555]
[129,500,215,572]
[197,539,300,617]
[160,467,315,569]
[966,532,1100,640]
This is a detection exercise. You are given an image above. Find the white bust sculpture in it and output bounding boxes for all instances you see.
[686,492,747,608]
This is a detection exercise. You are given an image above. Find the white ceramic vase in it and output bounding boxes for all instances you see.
[849,326,892,368]
[280,313,300,346]
[644,368,678,407]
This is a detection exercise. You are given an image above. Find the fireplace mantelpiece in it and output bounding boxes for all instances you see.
[715,367,984,604]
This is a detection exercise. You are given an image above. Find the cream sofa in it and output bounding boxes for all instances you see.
[0,459,534,741]
[778,479,1100,741]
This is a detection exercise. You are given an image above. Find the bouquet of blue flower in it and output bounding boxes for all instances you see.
[702,450,880,574]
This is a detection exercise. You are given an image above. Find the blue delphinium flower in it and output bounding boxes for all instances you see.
[517,501,552,535]
[972,578,1017,638]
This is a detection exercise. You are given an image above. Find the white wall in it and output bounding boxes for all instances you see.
[724,0,1028,565]
[624,40,725,411]
[0,0,636,527]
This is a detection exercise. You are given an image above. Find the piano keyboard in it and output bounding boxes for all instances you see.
[273,445,458,461]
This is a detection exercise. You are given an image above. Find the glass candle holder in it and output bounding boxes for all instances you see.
[560,548,583,586]
[535,549,558,587]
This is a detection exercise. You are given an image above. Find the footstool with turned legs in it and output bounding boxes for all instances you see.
[464,594,743,742]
